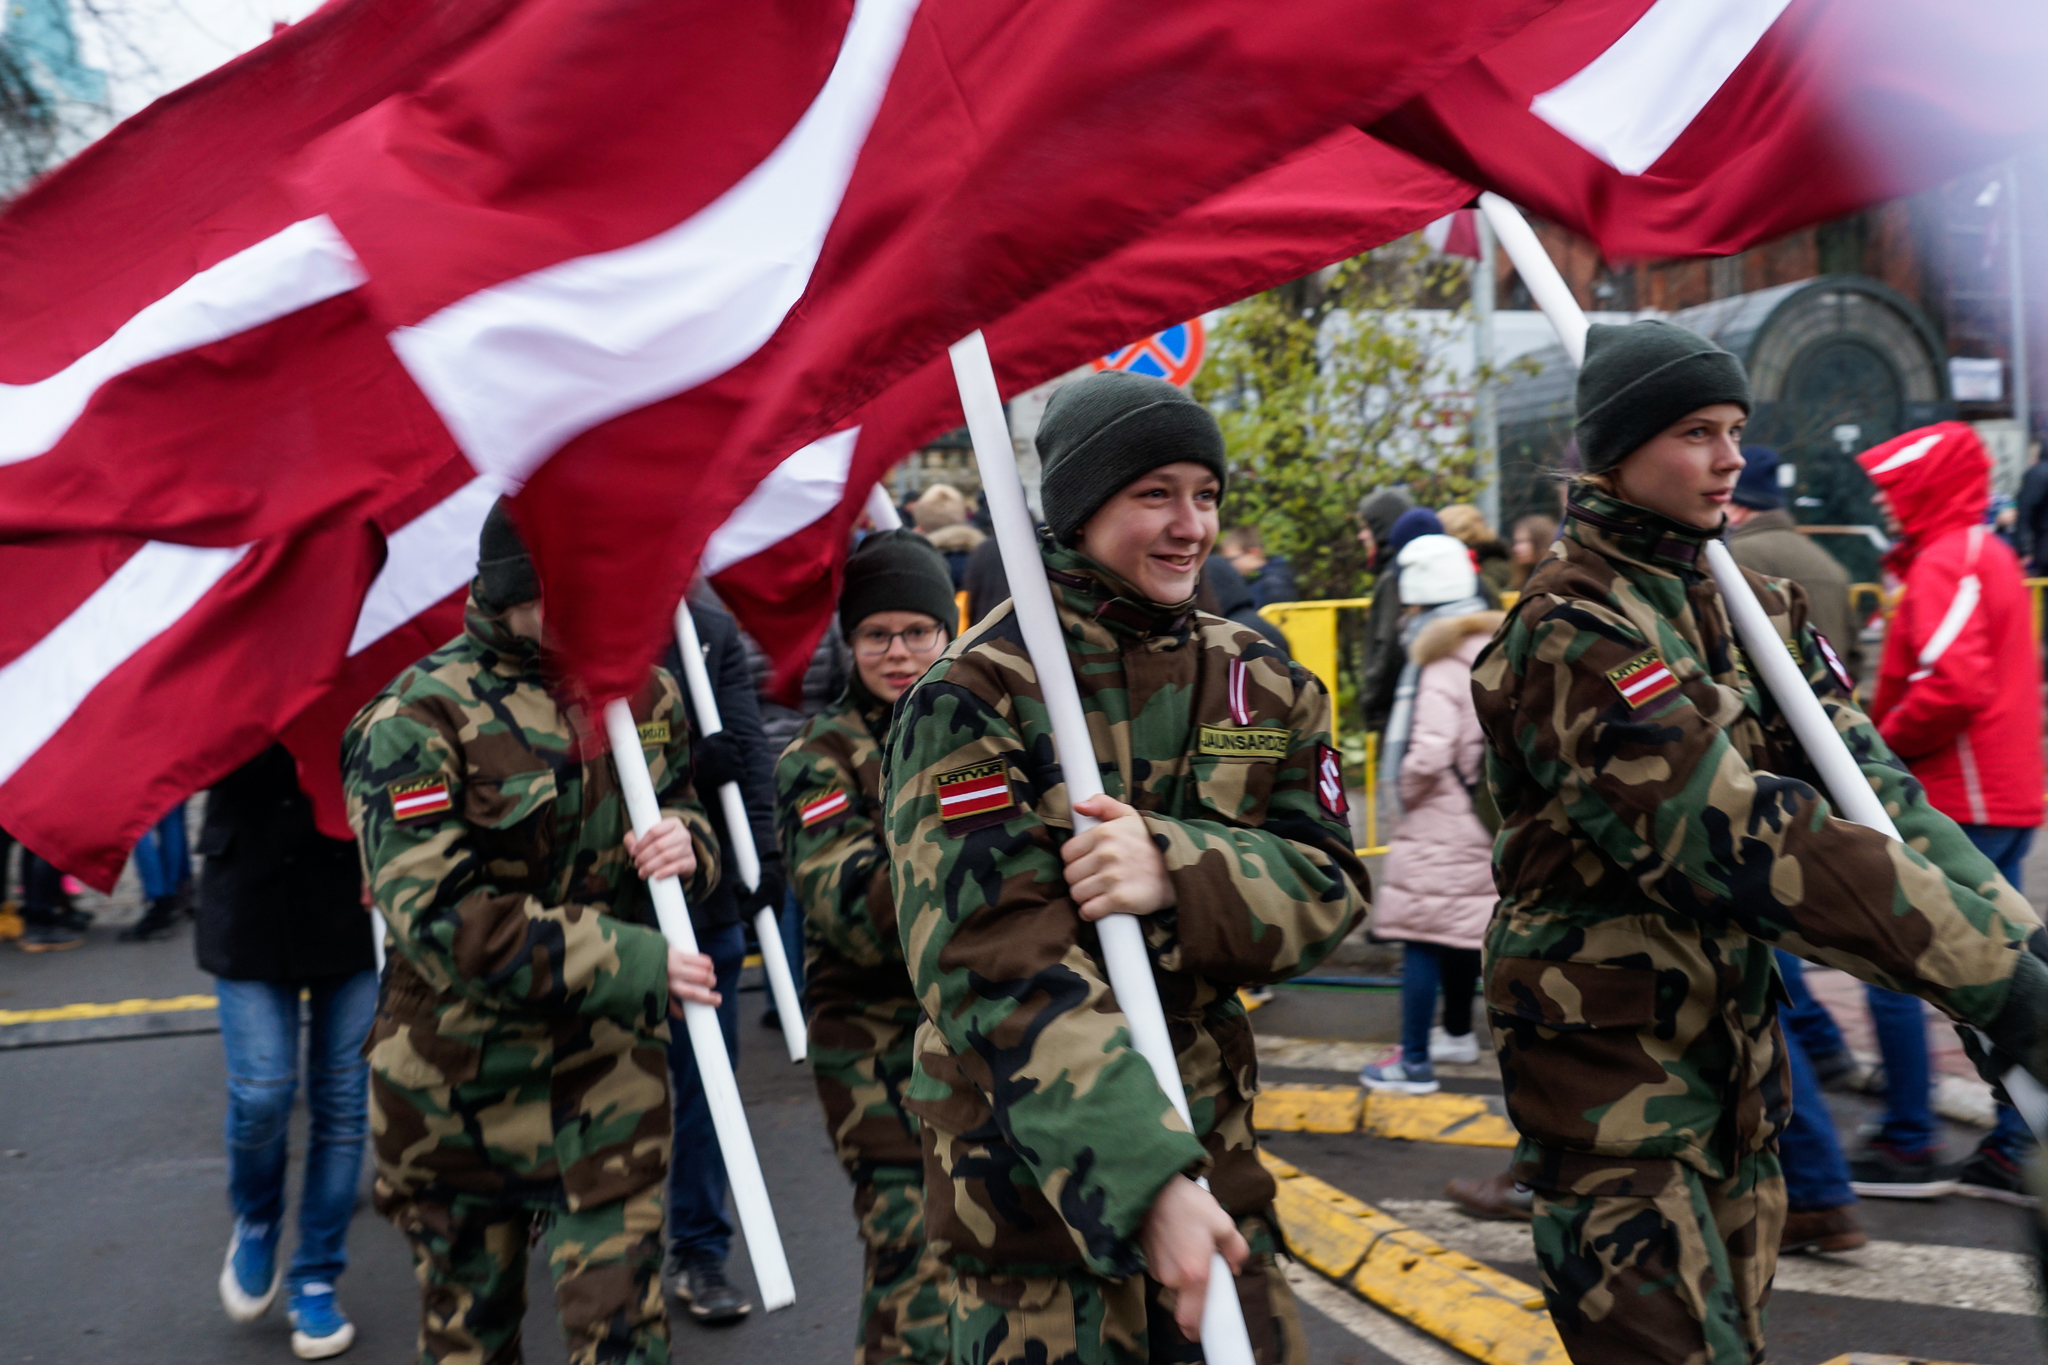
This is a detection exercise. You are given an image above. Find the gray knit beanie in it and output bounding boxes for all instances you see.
[1575,320,1751,473]
[838,530,958,640]
[1036,370,1227,543]
[476,497,539,609]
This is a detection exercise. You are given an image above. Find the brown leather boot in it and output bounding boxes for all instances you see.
[1445,1169,1533,1222]
[1779,1205,1867,1254]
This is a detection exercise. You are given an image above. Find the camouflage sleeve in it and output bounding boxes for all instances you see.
[1142,665,1369,984]
[776,730,893,969]
[344,700,670,1026]
[1492,592,2037,1027]
[885,671,1209,1274]
[652,672,720,906]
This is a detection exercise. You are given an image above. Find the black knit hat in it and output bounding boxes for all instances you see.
[476,497,539,609]
[838,530,957,640]
[1575,320,1751,474]
[1036,370,1227,542]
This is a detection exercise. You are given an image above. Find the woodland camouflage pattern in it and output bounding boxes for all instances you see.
[1473,489,2047,1361]
[777,683,951,1364]
[883,538,1369,1316]
[344,589,718,1365]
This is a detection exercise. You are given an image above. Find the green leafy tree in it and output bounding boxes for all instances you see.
[1194,239,1505,603]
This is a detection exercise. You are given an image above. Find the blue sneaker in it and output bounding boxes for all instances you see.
[1359,1057,1440,1095]
[218,1219,282,1322]
[288,1282,356,1359]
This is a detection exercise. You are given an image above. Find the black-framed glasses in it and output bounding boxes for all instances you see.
[852,624,947,658]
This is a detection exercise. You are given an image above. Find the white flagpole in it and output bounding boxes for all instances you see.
[1482,193,2048,1142]
[602,700,796,1311]
[673,603,806,1064]
[865,483,904,531]
[948,330,1256,1365]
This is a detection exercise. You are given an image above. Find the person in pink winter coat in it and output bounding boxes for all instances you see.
[1361,533,1502,1096]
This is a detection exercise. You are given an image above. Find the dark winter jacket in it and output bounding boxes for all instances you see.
[195,745,375,982]
[664,600,783,933]
[1202,555,1292,657]
[1245,554,1299,610]
[963,533,1011,628]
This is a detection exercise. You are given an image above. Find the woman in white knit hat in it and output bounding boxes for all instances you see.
[1361,534,1501,1095]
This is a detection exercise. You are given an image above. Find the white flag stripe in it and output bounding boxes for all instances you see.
[1619,666,1671,699]
[0,541,251,785]
[1530,0,1792,176]
[701,427,860,576]
[0,217,366,467]
[939,780,1007,806]
[348,474,505,655]
[393,789,448,814]
[388,0,920,485]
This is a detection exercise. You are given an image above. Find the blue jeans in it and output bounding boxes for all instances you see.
[133,804,191,902]
[215,972,378,1291]
[666,921,747,1259]
[1398,942,1480,1069]
[1774,953,1856,1210]
[1777,946,1848,1062]
[1869,824,2036,1158]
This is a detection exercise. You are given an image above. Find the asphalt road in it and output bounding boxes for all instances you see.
[4,896,2045,1363]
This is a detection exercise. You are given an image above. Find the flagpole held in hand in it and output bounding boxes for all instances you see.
[1484,192,2048,1145]
[673,603,806,1064]
[602,700,796,1310]
[948,329,1256,1365]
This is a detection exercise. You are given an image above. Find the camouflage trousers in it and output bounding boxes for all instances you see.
[853,1166,953,1365]
[378,1177,667,1365]
[1529,1152,1784,1365]
[947,1213,1305,1365]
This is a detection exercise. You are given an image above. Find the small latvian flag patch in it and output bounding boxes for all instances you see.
[935,760,1014,830]
[800,788,849,828]
[1812,631,1855,694]
[389,775,454,822]
[1605,651,1680,711]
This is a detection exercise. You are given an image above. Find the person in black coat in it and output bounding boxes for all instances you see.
[196,744,376,1354]
[657,592,785,1323]
[1201,554,1293,657]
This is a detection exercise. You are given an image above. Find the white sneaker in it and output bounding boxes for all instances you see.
[218,1219,282,1323]
[288,1282,357,1359]
[1429,1027,1481,1065]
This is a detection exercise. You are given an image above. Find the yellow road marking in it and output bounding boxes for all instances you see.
[0,994,218,1025]
[1256,1085,1517,1148]
[1261,1151,1566,1365]
[1813,1358,1982,1365]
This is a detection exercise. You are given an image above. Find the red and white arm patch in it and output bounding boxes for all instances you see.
[799,788,849,828]
[1811,631,1855,695]
[1605,651,1680,710]
[1315,744,1349,819]
[389,776,453,822]
[934,760,1015,828]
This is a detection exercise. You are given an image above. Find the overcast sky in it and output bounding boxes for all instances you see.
[77,0,325,121]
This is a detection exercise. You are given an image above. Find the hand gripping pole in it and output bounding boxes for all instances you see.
[948,330,1256,1365]
[602,700,796,1310]
[672,603,807,1063]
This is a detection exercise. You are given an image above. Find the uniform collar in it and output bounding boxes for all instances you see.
[1040,535,1197,642]
[1564,489,1721,579]
[841,674,896,744]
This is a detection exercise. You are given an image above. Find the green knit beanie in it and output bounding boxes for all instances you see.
[1575,320,1751,474]
[839,530,958,640]
[1036,370,1227,542]
[476,497,539,610]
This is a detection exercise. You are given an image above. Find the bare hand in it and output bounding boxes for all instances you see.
[625,817,697,884]
[1063,795,1175,921]
[1141,1176,1249,1341]
[667,948,720,1011]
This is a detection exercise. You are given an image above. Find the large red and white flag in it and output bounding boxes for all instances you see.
[1369,0,2048,257]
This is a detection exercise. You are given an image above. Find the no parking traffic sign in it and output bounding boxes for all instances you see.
[1093,318,1206,387]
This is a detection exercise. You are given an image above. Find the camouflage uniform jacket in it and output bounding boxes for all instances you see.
[883,541,1370,1279]
[1472,490,2045,1188]
[776,681,925,1174]
[343,590,720,1209]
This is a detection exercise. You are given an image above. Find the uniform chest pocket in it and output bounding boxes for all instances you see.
[1188,751,1277,827]
[463,766,560,884]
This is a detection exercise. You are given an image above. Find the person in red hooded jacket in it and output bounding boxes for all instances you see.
[1854,422,2043,1205]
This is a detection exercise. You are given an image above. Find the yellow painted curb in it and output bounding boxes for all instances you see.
[0,994,218,1026]
[1256,1085,1517,1148]
[1813,1357,1980,1365]
[1362,1092,1517,1148]
[1261,1150,1567,1365]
